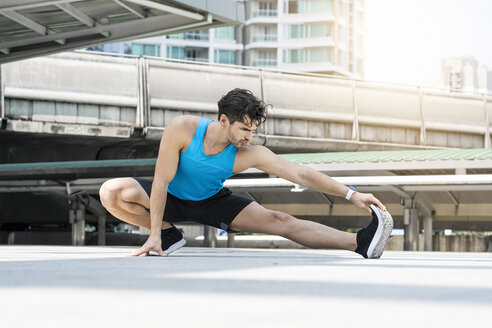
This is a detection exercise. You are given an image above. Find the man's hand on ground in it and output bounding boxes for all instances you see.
[350,192,387,214]
[130,234,167,257]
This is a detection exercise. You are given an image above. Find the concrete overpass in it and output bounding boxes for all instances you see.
[1,50,491,164]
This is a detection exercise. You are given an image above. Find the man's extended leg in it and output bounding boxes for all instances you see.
[99,177,185,254]
[229,202,393,258]
[229,202,357,251]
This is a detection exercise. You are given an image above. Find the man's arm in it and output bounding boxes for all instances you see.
[251,146,386,213]
[130,118,184,256]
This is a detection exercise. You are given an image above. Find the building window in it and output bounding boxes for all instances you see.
[214,26,235,40]
[166,46,185,59]
[285,24,303,39]
[283,48,332,64]
[284,0,331,14]
[253,25,277,42]
[254,1,278,17]
[168,33,185,40]
[283,49,304,63]
[309,23,331,38]
[131,43,160,57]
[214,49,235,64]
[310,0,331,12]
[253,50,277,67]
[185,30,209,41]
[310,48,330,63]
[284,0,305,14]
[168,30,209,41]
[284,23,332,39]
[185,48,208,62]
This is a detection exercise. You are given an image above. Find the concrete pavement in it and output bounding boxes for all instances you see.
[0,246,491,327]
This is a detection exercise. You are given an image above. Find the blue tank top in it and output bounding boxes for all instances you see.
[167,117,238,200]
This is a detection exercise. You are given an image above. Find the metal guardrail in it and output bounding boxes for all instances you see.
[2,50,491,148]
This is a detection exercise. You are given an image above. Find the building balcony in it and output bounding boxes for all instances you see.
[245,14,279,25]
[252,35,278,42]
[168,32,209,41]
[281,37,335,49]
[252,59,277,67]
[252,9,278,17]
[280,13,335,24]
[185,57,209,62]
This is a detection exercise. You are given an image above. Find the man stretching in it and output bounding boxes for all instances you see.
[99,88,393,258]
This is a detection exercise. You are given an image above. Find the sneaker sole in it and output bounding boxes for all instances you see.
[163,238,187,255]
[367,205,393,259]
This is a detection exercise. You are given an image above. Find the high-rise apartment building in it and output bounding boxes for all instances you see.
[89,25,243,65]
[442,56,492,93]
[90,0,364,77]
[244,0,364,76]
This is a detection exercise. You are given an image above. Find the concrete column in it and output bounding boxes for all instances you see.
[227,232,235,248]
[97,215,106,246]
[203,225,217,248]
[70,199,85,246]
[423,215,433,251]
[7,232,15,244]
[0,64,4,119]
[403,208,419,251]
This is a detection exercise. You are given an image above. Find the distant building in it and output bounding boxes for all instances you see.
[243,0,364,77]
[88,26,243,65]
[88,0,365,78]
[442,56,492,93]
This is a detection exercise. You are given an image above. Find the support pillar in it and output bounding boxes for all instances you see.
[70,198,85,246]
[227,232,235,248]
[0,64,4,120]
[97,215,106,246]
[203,225,217,248]
[81,195,107,246]
[423,215,433,251]
[403,207,419,251]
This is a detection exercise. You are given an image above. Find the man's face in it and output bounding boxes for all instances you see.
[225,116,258,148]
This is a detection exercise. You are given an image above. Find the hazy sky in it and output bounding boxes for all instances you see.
[364,0,492,87]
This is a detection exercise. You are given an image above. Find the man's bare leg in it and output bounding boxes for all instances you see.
[99,178,172,230]
[230,202,357,251]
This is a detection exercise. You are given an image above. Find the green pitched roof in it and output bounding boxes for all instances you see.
[1,148,492,173]
[279,148,492,164]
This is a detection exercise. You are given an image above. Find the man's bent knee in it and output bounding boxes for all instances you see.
[100,178,148,210]
[99,179,121,209]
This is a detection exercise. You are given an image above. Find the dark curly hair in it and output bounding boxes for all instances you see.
[217,88,269,127]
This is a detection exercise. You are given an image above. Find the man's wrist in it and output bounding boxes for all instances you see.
[150,226,162,236]
[345,185,357,200]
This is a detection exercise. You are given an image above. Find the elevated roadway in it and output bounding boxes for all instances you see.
[0,51,491,164]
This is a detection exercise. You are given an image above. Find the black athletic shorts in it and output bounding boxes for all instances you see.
[133,177,254,232]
